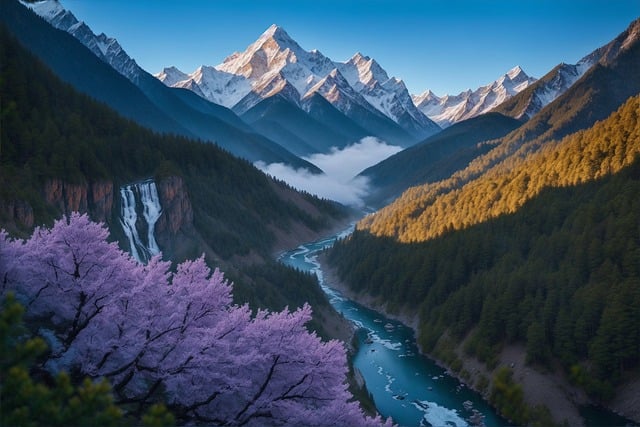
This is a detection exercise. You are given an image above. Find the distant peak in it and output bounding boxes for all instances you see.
[506,65,527,79]
[263,24,280,35]
[261,24,291,40]
[351,52,371,63]
[162,66,182,73]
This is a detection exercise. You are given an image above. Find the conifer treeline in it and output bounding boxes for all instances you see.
[361,95,640,242]
[328,95,640,399]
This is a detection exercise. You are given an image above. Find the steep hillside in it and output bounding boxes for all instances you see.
[0,26,350,338]
[242,95,358,156]
[360,113,522,206]
[357,19,639,211]
[1,0,188,136]
[362,25,640,237]
[328,96,640,424]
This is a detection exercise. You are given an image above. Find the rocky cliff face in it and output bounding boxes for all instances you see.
[155,176,193,235]
[2,200,35,229]
[43,179,113,222]
[89,181,114,222]
[44,179,87,215]
[151,176,196,261]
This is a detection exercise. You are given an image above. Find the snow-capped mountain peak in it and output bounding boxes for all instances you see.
[301,67,374,114]
[506,65,526,80]
[216,23,338,86]
[156,66,189,87]
[413,66,537,127]
[218,24,304,77]
[260,24,296,46]
[327,52,440,137]
[206,24,339,111]
[343,52,391,88]
[156,24,439,139]
[24,0,141,82]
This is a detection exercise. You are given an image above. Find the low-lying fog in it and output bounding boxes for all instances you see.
[255,137,401,208]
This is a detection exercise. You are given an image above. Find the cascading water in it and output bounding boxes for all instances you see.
[119,180,162,263]
[138,181,161,255]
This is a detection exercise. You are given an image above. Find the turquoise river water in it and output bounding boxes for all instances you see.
[278,227,637,427]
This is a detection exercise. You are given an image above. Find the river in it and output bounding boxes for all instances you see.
[278,227,637,427]
[279,227,506,427]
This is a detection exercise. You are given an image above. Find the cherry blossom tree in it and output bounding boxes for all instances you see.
[1,213,392,426]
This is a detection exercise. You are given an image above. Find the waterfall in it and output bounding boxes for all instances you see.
[119,185,143,262]
[119,180,162,263]
[138,181,161,255]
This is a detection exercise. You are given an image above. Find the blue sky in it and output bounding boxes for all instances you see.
[63,0,638,95]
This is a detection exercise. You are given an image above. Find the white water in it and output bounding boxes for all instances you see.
[280,229,635,427]
[119,185,143,262]
[119,180,162,263]
[279,228,504,427]
[138,181,162,255]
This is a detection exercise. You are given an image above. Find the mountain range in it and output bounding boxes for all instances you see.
[18,0,319,169]
[362,15,640,241]
[156,24,440,144]
[412,66,537,127]
[359,17,640,206]
[0,3,355,342]
[491,26,638,121]
[25,0,607,164]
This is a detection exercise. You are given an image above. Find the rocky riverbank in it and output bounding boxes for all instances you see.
[317,253,640,426]
[317,253,421,332]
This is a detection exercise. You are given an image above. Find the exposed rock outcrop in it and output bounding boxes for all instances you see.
[155,176,193,235]
[44,179,88,214]
[3,179,114,230]
[1,200,35,229]
[89,181,114,222]
[42,179,114,223]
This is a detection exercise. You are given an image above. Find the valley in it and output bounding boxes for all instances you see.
[280,228,635,427]
[2,0,639,425]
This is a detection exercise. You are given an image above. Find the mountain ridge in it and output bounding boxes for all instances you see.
[360,112,523,206]
[493,18,640,120]
[157,24,440,144]
[412,66,537,128]
[360,30,640,243]
[20,0,318,170]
